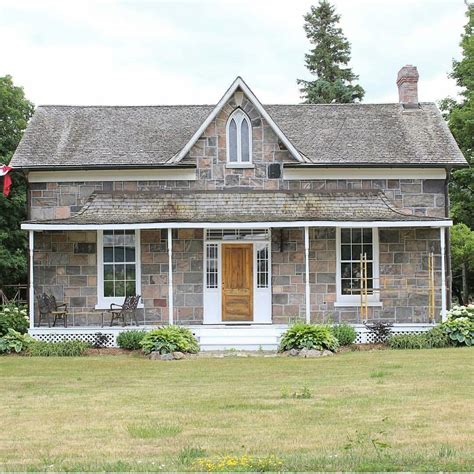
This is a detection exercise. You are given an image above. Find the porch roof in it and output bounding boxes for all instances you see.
[22,190,451,230]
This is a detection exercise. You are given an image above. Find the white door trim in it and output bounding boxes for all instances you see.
[203,231,272,325]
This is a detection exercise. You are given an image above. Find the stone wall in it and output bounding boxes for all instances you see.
[33,226,442,326]
[33,231,99,326]
[141,229,203,325]
[270,227,442,324]
[29,177,446,221]
[33,229,204,326]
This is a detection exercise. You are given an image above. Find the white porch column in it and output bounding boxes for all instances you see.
[167,228,174,325]
[440,227,447,322]
[304,226,310,324]
[28,230,34,329]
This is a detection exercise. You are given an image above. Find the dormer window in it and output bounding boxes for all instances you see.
[226,109,252,165]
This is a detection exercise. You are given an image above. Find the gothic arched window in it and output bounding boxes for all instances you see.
[226,109,252,164]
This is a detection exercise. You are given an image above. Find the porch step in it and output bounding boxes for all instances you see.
[199,344,278,351]
[192,325,285,351]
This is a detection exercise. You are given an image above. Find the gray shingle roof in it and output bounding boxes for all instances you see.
[11,102,466,169]
[25,189,448,225]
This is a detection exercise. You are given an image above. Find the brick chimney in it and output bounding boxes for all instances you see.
[397,65,419,105]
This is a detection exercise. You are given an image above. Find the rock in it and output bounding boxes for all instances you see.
[149,351,161,360]
[172,351,185,360]
[321,350,334,357]
[288,349,300,357]
[160,353,174,361]
[302,349,323,358]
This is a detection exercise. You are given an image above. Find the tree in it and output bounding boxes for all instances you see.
[297,0,365,104]
[0,75,34,292]
[440,4,474,229]
[450,223,474,304]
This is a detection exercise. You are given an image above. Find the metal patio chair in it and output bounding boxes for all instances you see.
[105,295,141,326]
[36,293,68,327]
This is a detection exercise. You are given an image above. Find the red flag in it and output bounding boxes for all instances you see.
[0,165,12,197]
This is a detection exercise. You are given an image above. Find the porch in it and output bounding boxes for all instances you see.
[22,189,451,347]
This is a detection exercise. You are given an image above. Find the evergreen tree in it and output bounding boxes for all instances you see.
[440,4,474,229]
[0,75,34,291]
[297,0,365,103]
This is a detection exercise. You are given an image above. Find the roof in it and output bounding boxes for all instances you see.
[24,189,449,226]
[10,77,466,169]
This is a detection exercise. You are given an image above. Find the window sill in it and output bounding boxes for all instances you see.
[334,301,383,308]
[225,163,255,169]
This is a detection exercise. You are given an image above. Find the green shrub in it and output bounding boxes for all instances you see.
[27,340,89,356]
[0,328,34,354]
[117,330,146,350]
[140,326,199,355]
[331,323,357,346]
[446,305,474,322]
[279,323,339,352]
[442,317,474,346]
[423,325,452,348]
[388,333,429,349]
[388,326,452,350]
[0,304,28,336]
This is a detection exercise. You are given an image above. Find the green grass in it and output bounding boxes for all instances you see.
[127,422,182,439]
[0,348,473,471]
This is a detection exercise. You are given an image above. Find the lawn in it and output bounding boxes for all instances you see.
[0,348,473,472]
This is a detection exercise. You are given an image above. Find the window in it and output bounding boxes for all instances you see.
[226,109,252,164]
[256,243,269,288]
[206,228,269,241]
[206,243,218,289]
[97,230,141,307]
[336,228,379,304]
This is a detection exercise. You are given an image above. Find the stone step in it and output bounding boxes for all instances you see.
[198,335,279,345]
[199,343,279,351]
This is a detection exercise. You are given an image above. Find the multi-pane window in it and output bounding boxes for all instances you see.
[340,228,375,297]
[256,244,269,288]
[206,244,218,289]
[227,109,252,164]
[103,230,137,298]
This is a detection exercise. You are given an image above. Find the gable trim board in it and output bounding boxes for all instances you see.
[28,168,197,183]
[27,167,446,183]
[283,167,447,180]
[167,76,309,164]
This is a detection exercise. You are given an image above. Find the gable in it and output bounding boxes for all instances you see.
[168,77,307,164]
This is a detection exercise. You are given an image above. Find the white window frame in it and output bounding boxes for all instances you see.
[226,108,253,166]
[335,227,380,306]
[96,229,142,309]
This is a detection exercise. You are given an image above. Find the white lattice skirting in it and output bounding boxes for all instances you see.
[352,323,435,344]
[29,323,436,349]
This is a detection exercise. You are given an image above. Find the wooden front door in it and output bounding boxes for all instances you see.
[222,243,253,321]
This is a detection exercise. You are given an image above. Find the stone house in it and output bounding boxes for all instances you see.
[10,66,467,348]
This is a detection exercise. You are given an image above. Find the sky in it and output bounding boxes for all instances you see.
[0,0,468,106]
